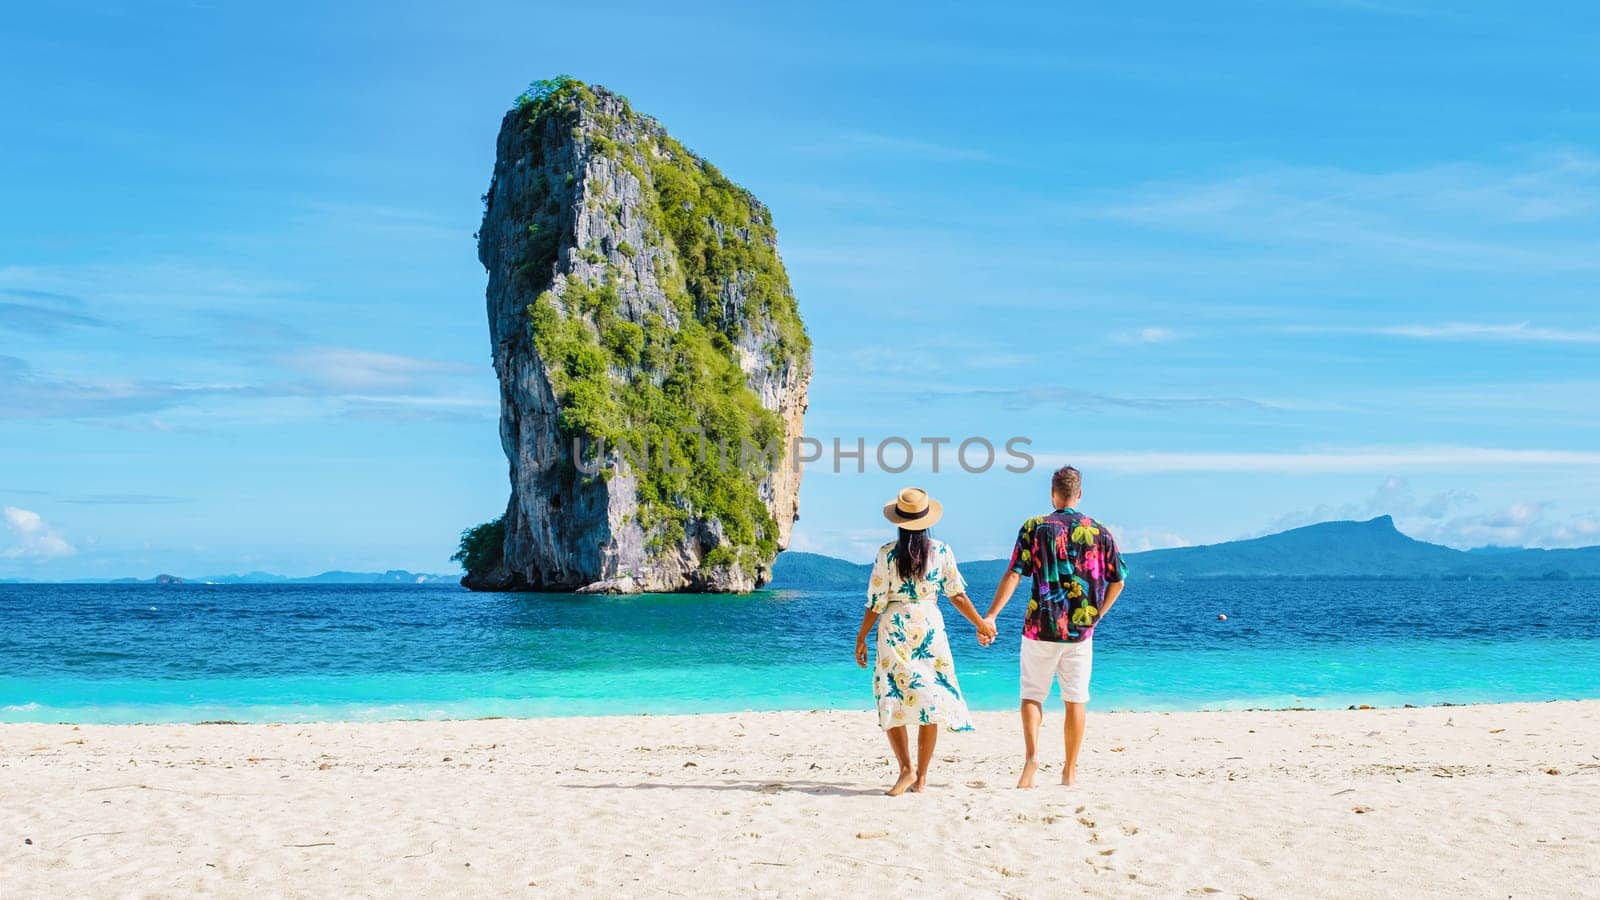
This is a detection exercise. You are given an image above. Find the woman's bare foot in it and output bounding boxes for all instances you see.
[1061,768,1078,787]
[886,770,916,796]
[910,775,929,793]
[1017,758,1039,789]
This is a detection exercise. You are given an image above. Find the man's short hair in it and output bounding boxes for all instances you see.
[1052,465,1082,500]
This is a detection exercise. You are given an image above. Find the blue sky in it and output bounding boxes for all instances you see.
[4,0,1599,578]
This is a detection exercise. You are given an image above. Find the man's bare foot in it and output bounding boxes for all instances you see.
[886,771,916,796]
[1017,758,1039,789]
[910,775,928,793]
[1061,768,1078,787]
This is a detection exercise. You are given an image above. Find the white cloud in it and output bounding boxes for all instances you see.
[2,507,76,559]
[1414,503,1600,549]
[1262,478,1600,550]
[1111,327,1181,344]
[1266,476,1474,533]
[1119,527,1193,552]
[788,526,890,563]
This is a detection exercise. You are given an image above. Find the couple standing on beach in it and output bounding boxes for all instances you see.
[853,465,1127,796]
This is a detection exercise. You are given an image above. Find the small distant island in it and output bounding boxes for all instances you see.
[770,515,1600,588]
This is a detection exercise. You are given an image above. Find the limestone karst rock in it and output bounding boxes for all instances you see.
[461,78,810,593]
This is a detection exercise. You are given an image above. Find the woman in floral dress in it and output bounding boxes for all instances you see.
[854,487,996,795]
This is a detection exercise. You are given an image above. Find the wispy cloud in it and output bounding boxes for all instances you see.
[0,262,305,313]
[338,396,497,424]
[0,258,494,427]
[1035,446,1600,473]
[0,352,492,425]
[0,354,224,421]
[813,132,1004,165]
[0,263,312,356]
[59,493,194,505]
[283,348,477,392]
[933,387,1280,413]
[815,34,1194,84]
[1290,322,1600,344]
[292,200,465,244]
[1,507,75,560]
[193,310,306,344]
[1294,0,1444,17]
[1089,149,1600,271]
[0,289,107,334]
[834,341,1037,376]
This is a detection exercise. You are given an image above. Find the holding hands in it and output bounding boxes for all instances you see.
[975,615,998,646]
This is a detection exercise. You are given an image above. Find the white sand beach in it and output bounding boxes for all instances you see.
[3,701,1597,898]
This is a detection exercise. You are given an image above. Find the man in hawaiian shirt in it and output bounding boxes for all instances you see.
[982,465,1127,788]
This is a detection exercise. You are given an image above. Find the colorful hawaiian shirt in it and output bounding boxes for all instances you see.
[1009,508,1127,643]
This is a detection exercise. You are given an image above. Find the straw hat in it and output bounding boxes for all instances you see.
[883,487,943,531]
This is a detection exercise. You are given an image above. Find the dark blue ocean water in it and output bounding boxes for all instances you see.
[2,578,1598,723]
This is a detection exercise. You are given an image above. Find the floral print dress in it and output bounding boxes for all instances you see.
[866,540,974,732]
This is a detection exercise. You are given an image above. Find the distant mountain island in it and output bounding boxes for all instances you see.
[9,517,1595,588]
[769,515,1600,588]
[0,570,458,586]
[190,570,459,585]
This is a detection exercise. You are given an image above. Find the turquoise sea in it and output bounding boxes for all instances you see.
[2,578,1598,724]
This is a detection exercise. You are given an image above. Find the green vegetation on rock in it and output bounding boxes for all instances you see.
[452,516,505,580]
[640,132,809,367]
[515,75,583,115]
[528,275,784,567]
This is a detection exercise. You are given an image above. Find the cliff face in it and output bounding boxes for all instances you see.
[465,78,811,593]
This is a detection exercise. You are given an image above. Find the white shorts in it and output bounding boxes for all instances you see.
[1019,637,1093,704]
